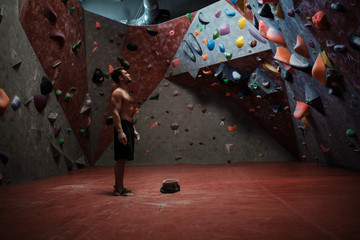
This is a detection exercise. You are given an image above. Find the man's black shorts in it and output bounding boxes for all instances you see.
[114,120,134,161]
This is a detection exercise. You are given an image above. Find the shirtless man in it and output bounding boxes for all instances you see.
[111,67,140,196]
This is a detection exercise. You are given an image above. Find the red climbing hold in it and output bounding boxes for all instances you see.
[258,19,269,39]
[172,59,180,68]
[293,101,309,120]
[312,11,328,30]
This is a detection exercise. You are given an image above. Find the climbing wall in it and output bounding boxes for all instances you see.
[0,0,84,184]
[246,0,360,169]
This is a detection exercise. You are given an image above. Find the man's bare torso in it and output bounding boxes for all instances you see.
[113,88,134,123]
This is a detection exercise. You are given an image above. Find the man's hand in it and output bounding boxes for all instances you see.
[134,130,140,141]
[118,131,127,145]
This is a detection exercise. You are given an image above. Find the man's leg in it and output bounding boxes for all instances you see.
[114,158,127,190]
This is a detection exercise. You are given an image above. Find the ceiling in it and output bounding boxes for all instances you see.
[78,0,220,24]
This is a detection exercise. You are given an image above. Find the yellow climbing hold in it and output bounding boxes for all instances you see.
[238,17,246,29]
[262,62,280,75]
[321,50,333,68]
[236,35,245,48]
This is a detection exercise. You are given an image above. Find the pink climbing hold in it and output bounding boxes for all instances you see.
[219,24,230,36]
[312,11,328,30]
[215,10,221,18]
[172,58,180,68]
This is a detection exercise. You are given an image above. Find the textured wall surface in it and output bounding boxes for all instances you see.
[0,0,84,184]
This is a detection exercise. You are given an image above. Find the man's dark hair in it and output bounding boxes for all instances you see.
[111,67,124,83]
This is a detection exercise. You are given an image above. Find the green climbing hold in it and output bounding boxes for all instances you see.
[223,78,229,83]
[109,37,114,43]
[278,27,282,32]
[133,115,137,124]
[197,23,199,28]
[55,90,62,97]
[253,83,258,89]
[104,72,110,78]
[99,91,104,96]
[59,139,65,145]
[70,7,75,14]
[186,13,192,19]
[80,129,85,134]
[72,40,81,52]
[224,52,232,60]
[117,56,121,61]
[346,129,356,136]
[64,93,71,100]
[213,29,220,40]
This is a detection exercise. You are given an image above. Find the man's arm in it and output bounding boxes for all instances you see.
[111,90,127,144]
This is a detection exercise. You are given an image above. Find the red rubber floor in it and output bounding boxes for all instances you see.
[0,162,360,240]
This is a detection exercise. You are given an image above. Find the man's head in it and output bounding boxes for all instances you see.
[111,67,132,84]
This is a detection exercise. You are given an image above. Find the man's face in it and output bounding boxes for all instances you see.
[119,69,132,84]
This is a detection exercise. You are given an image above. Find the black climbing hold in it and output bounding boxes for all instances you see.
[50,29,65,46]
[281,69,292,81]
[0,152,9,165]
[150,93,160,100]
[258,4,274,19]
[348,33,360,51]
[182,40,196,62]
[92,68,104,84]
[253,15,259,30]
[334,45,346,52]
[331,2,345,11]
[328,87,342,97]
[188,33,202,56]
[41,76,53,95]
[120,58,130,70]
[305,84,325,115]
[294,8,300,14]
[198,12,210,25]
[127,42,137,51]
[106,116,113,125]
[146,28,158,36]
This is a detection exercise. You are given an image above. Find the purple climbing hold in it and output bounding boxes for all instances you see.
[219,24,230,36]
[187,104,194,110]
[175,156,182,161]
[207,39,215,51]
[49,29,65,46]
[34,94,47,112]
[288,8,295,17]
[308,38,315,48]
[248,28,267,44]
[170,123,179,131]
[326,39,335,48]
[117,30,124,37]
[43,2,57,25]
[215,10,221,18]
[53,123,61,137]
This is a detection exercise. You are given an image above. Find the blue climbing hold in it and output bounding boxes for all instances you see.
[207,39,215,51]
[225,8,236,17]
[219,43,225,52]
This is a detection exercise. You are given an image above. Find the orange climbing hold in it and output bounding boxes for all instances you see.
[228,125,238,131]
[172,58,180,68]
[150,122,159,129]
[202,69,212,75]
[202,39,208,45]
[293,101,309,120]
[0,88,10,114]
[95,22,100,29]
[274,46,291,64]
[294,35,309,58]
[275,2,284,19]
[258,19,269,39]
[202,54,208,61]
[225,92,231,97]
[109,64,114,74]
[210,82,220,87]
[312,53,326,86]
[194,29,200,37]
[266,27,287,47]
[88,117,91,127]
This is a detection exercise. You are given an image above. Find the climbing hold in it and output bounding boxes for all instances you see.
[305,84,324,114]
[334,45,346,53]
[0,89,9,113]
[250,40,257,48]
[11,95,21,111]
[202,54,208,61]
[207,39,215,51]
[188,33,202,55]
[95,21,100,29]
[64,93,71,101]
[225,144,233,153]
[182,40,196,62]
[194,29,200,37]
[202,39,208,45]
[312,11,328,30]
[228,125,237,131]
[346,129,356,137]
[249,28,267,44]
[223,52,232,61]
[348,33,360,51]
[170,123,179,133]
[224,8,236,17]
[146,28,158,36]
[40,76,53,95]
[48,112,58,125]
[266,27,287,46]
[72,40,81,52]
[219,24,230,36]
[187,104,194,110]
[257,0,279,3]
[70,7,75,14]
[232,71,241,80]
[238,17,246,29]
[215,9,221,18]
[55,90,62,97]
[173,90,179,96]
[0,152,9,165]
[120,58,130,70]
[258,19,269,39]
[49,29,65,46]
[312,53,326,86]
[150,93,160,100]
[109,37,114,43]
[307,38,315,48]
[54,123,61,137]
[294,35,309,58]
[169,30,175,36]
[43,2,57,25]
[34,94,47,112]
[219,43,225,52]
[274,46,291,64]
[331,2,345,11]
[198,12,210,25]
[293,101,309,120]
[235,36,244,48]
[258,4,274,18]
[289,54,312,73]
[172,58,179,68]
[213,29,220,40]
[92,68,104,84]
[288,8,295,17]
[127,42,137,51]
[58,138,65,145]
[281,69,292,81]
[201,108,207,113]
[275,2,284,19]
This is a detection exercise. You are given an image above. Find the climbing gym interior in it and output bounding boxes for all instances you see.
[0,0,359,239]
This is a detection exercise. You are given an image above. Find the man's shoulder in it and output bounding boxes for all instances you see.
[112,87,125,97]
